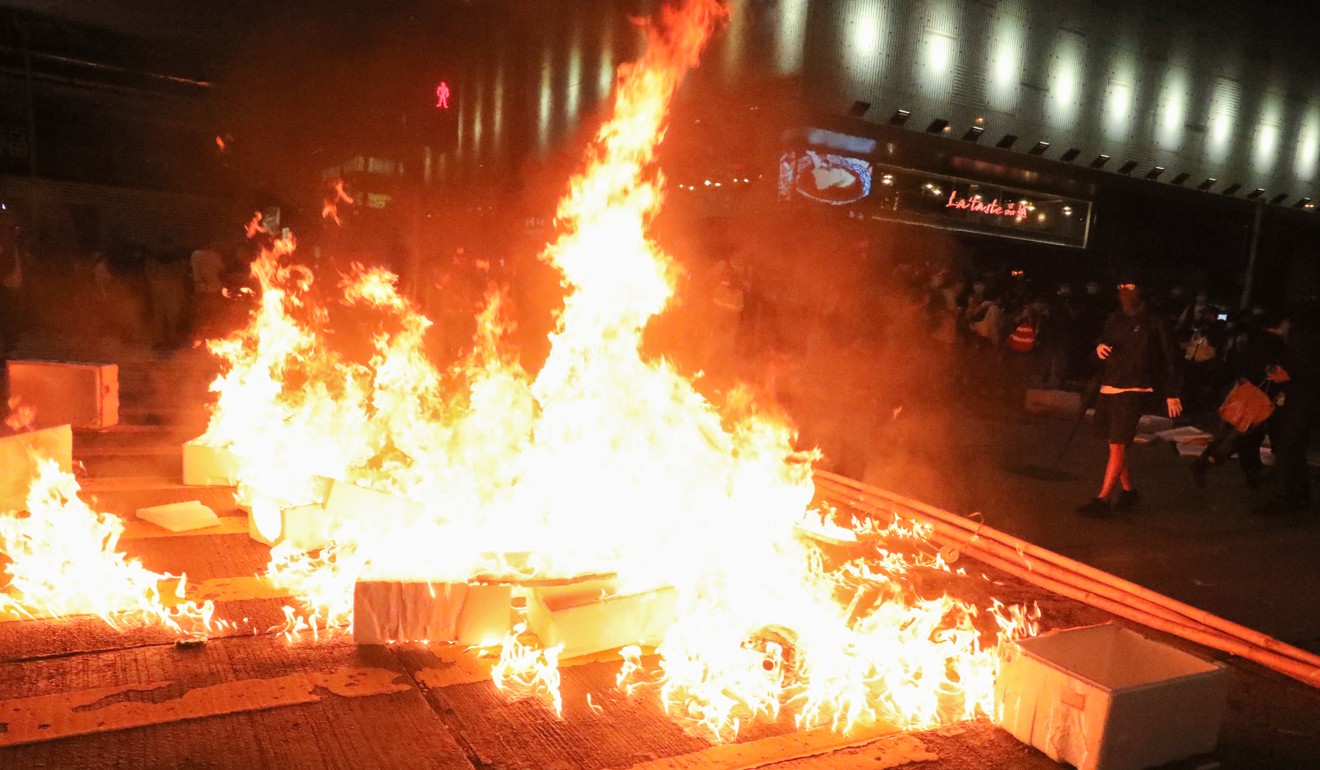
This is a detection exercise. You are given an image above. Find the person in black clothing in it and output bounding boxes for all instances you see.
[1256,303,1316,515]
[1077,282,1183,517]
[1192,312,1289,488]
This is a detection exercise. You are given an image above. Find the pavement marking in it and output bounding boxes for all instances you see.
[119,516,249,540]
[0,665,411,747]
[622,720,904,770]
[0,575,291,624]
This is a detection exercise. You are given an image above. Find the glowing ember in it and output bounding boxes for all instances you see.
[196,0,1037,742]
[0,458,219,638]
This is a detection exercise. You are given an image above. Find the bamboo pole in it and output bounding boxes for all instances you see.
[813,472,1320,686]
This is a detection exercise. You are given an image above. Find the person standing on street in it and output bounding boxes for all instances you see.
[1077,281,1183,517]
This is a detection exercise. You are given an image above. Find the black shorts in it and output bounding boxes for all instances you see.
[1094,391,1149,445]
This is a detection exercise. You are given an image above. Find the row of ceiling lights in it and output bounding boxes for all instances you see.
[875,106,1317,211]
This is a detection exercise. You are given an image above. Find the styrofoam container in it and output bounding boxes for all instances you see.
[182,439,239,486]
[526,580,677,658]
[995,623,1229,770]
[353,580,511,646]
[6,360,118,429]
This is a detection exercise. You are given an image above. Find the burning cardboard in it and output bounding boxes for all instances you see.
[527,580,678,658]
[182,439,240,486]
[135,501,221,533]
[353,580,511,646]
[5,360,118,429]
[0,425,73,510]
[995,623,1228,770]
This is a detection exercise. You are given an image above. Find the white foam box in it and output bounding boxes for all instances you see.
[526,580,678,658]
[1025,389,1083,415]
[6,360,118,429]
[0,424,73,510]
[182,439,240,486]
[248,479,416,550]
[353,580,512,646]
[995,623,1229,770]
[324,480,424,521]
[136,500,220,532]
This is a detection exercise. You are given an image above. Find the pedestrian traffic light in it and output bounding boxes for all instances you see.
[423,80,458,152]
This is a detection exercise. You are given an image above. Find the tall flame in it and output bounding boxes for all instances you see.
[196,0,1037,742]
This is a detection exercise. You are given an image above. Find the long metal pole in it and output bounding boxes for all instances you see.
[1240,198,1264,310]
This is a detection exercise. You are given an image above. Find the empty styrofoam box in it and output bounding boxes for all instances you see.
[353,580,511,646]
[6,360,118,429]
[182,439,240,486]
[0,424,72,510]
[247,502,334,551]
[1025,389,1083,415]
[995,623,1228,770]
[527,580,677,659]
[136,501,220,532]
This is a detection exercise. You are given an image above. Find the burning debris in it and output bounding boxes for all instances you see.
[353,580,510,646]
[0,459,218,638]
[0,423,71,510]
[175,0,1037,742]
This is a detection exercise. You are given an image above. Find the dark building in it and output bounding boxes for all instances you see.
[387,0,1320,308]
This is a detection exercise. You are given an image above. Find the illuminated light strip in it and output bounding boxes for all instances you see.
[0,575,290,623]
[623,721,915,770]
[0,666,410,748]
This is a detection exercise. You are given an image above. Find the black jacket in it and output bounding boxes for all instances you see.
[1098,307,1182,395]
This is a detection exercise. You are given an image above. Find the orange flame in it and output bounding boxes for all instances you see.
[0,458,220,638]
[195,0,1038,742]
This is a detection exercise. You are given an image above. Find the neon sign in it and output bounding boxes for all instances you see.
[944,189,1029,221]
[435,81,451,109]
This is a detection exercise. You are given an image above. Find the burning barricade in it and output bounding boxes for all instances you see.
[168,0,1039,745]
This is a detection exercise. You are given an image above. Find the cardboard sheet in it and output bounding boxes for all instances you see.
[135,501,221,532]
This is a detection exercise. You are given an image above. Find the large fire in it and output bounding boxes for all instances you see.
[0,0,1036,743]
[0,459,218,637]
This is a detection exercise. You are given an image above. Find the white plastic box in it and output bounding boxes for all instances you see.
[6,360,118,429]
[526,579,677,658]
[181,439,240,486]
[353,580,511,646]
[995,623,1229,770]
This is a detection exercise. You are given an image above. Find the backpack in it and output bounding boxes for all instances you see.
[1185,330,1217,363]
[1007,320,1036,352]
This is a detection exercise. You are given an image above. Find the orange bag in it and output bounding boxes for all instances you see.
[1218,380,1274,431]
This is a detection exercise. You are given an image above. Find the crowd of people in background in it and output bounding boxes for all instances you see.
[0,218,1313,516]
[862,262,1315,516]
[0,228,257,360]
